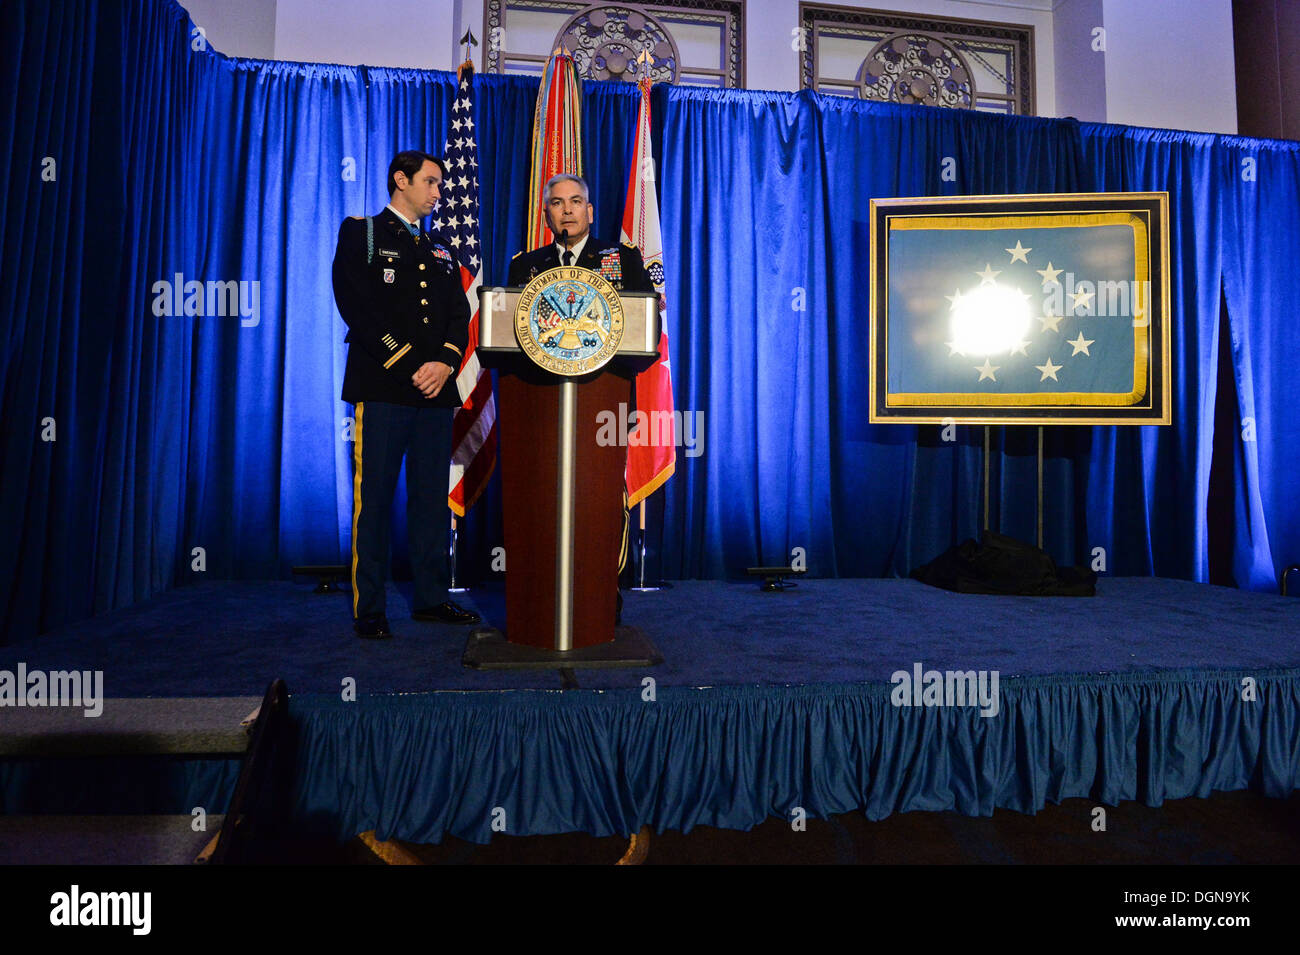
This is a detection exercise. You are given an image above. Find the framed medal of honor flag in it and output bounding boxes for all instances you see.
[869,192,1171,425]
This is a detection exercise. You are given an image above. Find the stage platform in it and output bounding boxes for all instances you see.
[2,578,1298,845]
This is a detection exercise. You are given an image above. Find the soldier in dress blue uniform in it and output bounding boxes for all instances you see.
[332,150,481,639]
[507,173,655,624]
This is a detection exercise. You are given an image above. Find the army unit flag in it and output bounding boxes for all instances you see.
[526,52,583,251]
[870,194,1171,425]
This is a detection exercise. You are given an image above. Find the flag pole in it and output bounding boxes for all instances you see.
[633,500,647,590]
[1036,425,1045,550]
[983,426,991,532]
[631,499,665,592]
[449,515,467,593]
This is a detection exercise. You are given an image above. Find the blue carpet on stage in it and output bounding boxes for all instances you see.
[3,578,1298,841]
[5,577,1299,692]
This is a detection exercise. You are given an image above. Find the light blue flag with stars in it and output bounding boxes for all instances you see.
[884,214,1150,409]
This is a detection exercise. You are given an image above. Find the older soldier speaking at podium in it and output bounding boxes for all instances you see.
[507,172,655,627]
[508,174,653,295]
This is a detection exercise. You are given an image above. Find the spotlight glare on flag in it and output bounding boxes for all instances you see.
[949,284,1030,355]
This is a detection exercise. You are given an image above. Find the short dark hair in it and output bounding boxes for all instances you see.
[387,151,447,196]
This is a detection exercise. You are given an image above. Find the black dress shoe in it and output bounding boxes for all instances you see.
[412,601,481,625]
[354,614,394,639]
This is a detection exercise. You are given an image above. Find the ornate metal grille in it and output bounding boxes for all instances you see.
[799,4,1034,115]
[557,7,680,83]
[485,1,744,87]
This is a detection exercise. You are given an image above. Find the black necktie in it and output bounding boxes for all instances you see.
[561,249,573,266]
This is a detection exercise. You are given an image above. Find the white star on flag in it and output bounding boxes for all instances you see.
[1036,357,1062,381]
[1005,240,1031,264]
[1036,261,1063,285]
[1067,332,1095,356]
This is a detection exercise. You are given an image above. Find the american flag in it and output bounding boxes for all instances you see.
[437,65,497,516]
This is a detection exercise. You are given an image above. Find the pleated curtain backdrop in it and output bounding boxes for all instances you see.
[2,0,1299,645]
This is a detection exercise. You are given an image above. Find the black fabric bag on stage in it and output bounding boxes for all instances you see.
[910,530,1096,596]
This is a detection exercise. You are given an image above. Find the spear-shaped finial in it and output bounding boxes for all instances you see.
[460,29,477,63]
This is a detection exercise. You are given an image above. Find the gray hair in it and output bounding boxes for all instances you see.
[542,173,589,203]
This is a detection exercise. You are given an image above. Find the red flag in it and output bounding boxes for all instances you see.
[621,76,675,506]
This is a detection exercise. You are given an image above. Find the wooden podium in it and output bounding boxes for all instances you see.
[463,279,663,669]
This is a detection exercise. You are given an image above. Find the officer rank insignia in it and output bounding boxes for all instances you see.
[383,269,395,283]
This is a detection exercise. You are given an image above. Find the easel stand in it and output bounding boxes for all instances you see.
[981,424,1047,549]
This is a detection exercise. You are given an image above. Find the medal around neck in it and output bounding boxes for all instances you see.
[514,266,625,376]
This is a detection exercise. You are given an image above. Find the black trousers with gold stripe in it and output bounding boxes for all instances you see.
[350,400,454,620]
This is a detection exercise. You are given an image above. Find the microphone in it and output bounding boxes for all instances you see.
[557,229,570,265]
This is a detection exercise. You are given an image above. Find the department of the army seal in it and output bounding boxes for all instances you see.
[514,267,625,377]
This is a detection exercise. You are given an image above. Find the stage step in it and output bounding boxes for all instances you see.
[0,697,259,756]
[0,814,225,864]
[0,698,261,860]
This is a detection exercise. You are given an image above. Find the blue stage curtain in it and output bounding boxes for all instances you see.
[1,0,204,643]
[1076,125,1226,583]
[4,0,1300,645]
[657,91,1097,579]
[1217,138,1300,591]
